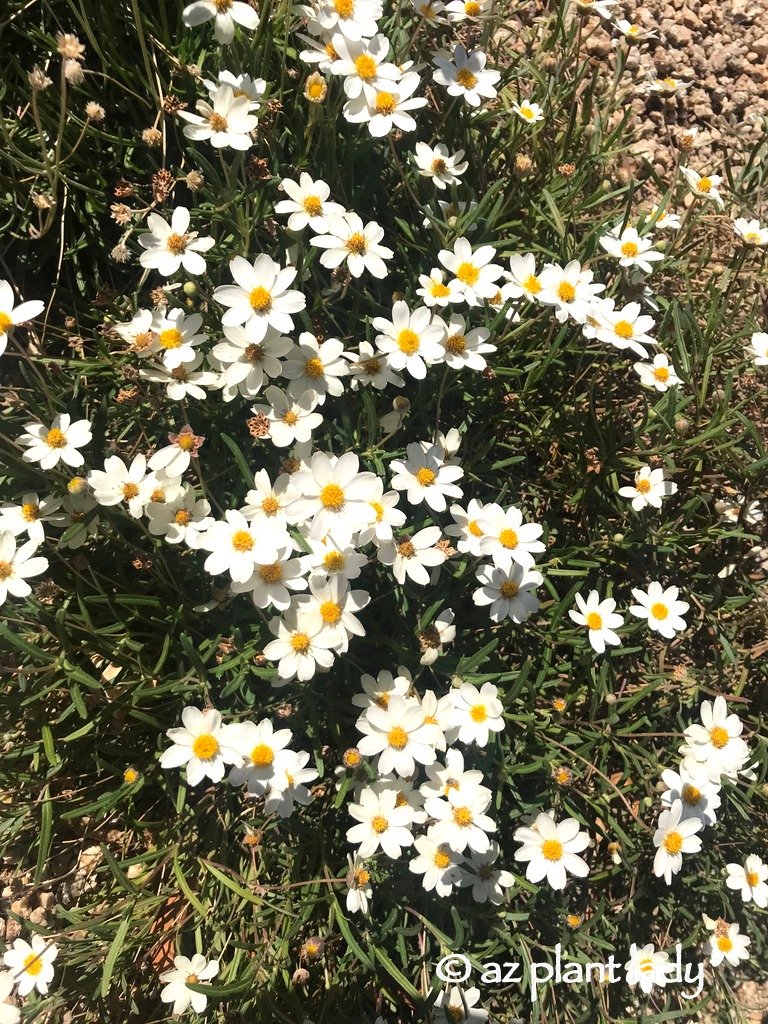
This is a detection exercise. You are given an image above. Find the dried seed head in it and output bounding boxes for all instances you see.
[110,244,130,264]
[57,33,86,61]
[63,58,85,84]
[558,162,576,177]
[163,95,187,114]
[31,192,54,210]
[113,178,134,198]
[28,66,53,91]
[247,413,270,438]
[110,204,132,225]
[152,169,174,202]
[85,102,105,121]
[185,170,204,192]
[515,153,533,174]
[142,127,163,147]
[292,968,310,986]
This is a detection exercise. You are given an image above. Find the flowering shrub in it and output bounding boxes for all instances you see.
[0,0,766,1022]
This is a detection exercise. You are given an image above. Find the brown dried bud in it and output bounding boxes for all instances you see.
[481,366,496,380]
[152,168,174,203]
[116,386,140,405]
[419,624,441,652]
[245,157,270,181]
[31,192,54,210]
[247,413,270,438]
[300,937,325,960]
[85,102,105,122]
[342,747,362,768]
[558,163,576,177]
[163,95,187,114]
[110,244,130,263]
[34,581,63,605]
[434,539,457,559]
[113,178,134,198]
[551,765,573,786]
[150,286,169,306]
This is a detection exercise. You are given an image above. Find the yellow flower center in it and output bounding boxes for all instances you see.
[521,105,535,120]
[397,328,420,354]
[500,580,519,598]
[261,496,280,515]
[654,366,669,382]
[541,838,563,861]
[638,958,654,974]
[614,320,634,339]
[304,357,325,379]
[456,68,477,89]
[431,158,447,175]
[354,867,370,886]
[620,241,639,258]
[445,333,466,354]
[282,410,299,425]
[370,500,384,521]
[166,233,189,255]
[160,328,183,349]
[717,937,733,952]
[214,0,233,10]
[291,632,311,653]
[586,611,603,630]
[355,54,377,79]
[174,509,192,526]
[709,725,729,749]
[650,602,668,620]
[470,704,487,722]
[209,113,228,132]
[415,467,435,487]
[375,92,396,115]
[323,551,345,570]
[133,331,154,350]
[465,0,481,11]
[557,281,576,302]
[467,520,482,537]
[46,427,68,449]
[747,871,760,887]
[430,280,450,297]
[371,814,388,834]
[745,232,760,243]
[319,600,341,624]
[231,529,254,552]
[21,502,40,521]
[346,232,367,254]
[434,849,452,868]
[250,743,274,766]
[635,478,651,494]
[452,806,473,827]
[524,274,541,294]
[697,177,712,193]
[663,830,683,854]
[192,734,220,760]
[0,562,11,581]
[123,768,139,784]
[0,312,13,333]
[302,195,323,216]
[387,725,408,749]
[498,528,518,549]
[320,483,345,509]
[334,0,354,16]
[177,434,197,451]
[682,783,701,805]
[249,286,272,312]
[122,482,140,501]
[23,953,43,977]
[456,261,479,286]
[308,81,325,100]
[361,357,381,375]
[374,692,390,709]
[259,562,283,583]
[397,540,416,558]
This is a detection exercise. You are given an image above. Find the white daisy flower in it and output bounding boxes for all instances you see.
[87,454,157,518]
[505,252,544,302]
[159,706,243,786]
[356,694,437,776]
[0,531,48,607]
[314,0,383,42]
[680,696,750,783]
[618,465,677,510]
[227,718,294,795]
[646,76,691,96]
[286,450,378,540]
[344,73,427,136]
[476,503,545,570]
[445,498,487,556]
[718,494,763,527]
[409,834,464,895]
[2,936,57,997]
[660,765,721,827]
[113,307,161,357]
[346,786,415,858]
[433,312,496,370]
[746,331,768,367]
[310,212,394,278]
[345,853,372,914]
[389,441,464,512]
[182,0,258,42]
[568,589,624,654]
[304,574,369,652]
[424,780,496,854]
[615,19,657,41]
[703,920,751,968]
[242,468,300,526]
[445,0,492,19]
[214,254,306,342]
[283,332,349,401]
[372,299,446,379]
[18,413,92,470]
[147,425,205,479]
[412,141,468,190]
[457,841,514,905]
[726,856,768,909]
[377,526,444,585]
[537,260,605,324]
[354,481,406,546]
[599,225,664,273]
[0,493,64,544]
[652,799,703,884]
[57,493,100,550]
[633,352,681,391]
[420,747,485,799]
[411,0,449,21]
[681,167,725,209]
[649,205,682,230]
[250,385,324,448]
[734,217,768,247]
[352,667,412,712]
[0,280,44,357]
[263,605,337,683]
[432,44,500,107]
[629,581,689,638]
[274,172,345,233]
[146,484,214,547]
[347,341,405,390]
[138,207,214,277]
[230,541,308,611]
[0,971,19,1024]
[448,681,505,747]
[140,352,218,401]
[203,69,266,107]
[159,954,220,1015]
[210,324,292,401]
[513,811,590,889]
[154,308,207,371]
[433,987,488,1024]
[199,508,286,583]
[511,99,544,123]
[624,944,672,995]
[265,749,318,816]
[438,236,504,306]
[178,85,258,149]
[472,562,543,623]
[573,0,616,16]
[416,268,456,308]
[419,607,456,665]
[330,32,400,101]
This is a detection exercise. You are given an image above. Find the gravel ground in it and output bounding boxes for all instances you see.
[583,0,768,178]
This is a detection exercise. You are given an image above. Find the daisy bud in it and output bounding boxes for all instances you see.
[304,72,327,104]
[300,937,324,960]
[450,675,464,688]
[28,66,53,91]
[123,767,140,784]
[85,102,105,122]
[68,476,88,494]
[567,914,581,928]
[183,281,197,297]
[515,153,533,174]
[142,127,163,147]
[552,765,573,786]
[612,532,624,542]
[605,693,617,704]
[342,747,362,768]
[292,968,310,986]
[393,396,410,414]
[63,58,85,85]
[675,417,689,434]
